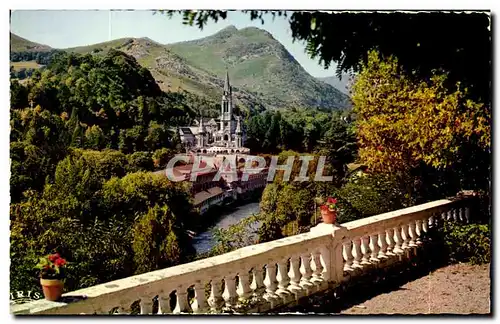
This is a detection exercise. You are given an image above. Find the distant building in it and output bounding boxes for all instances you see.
[176,71,250,154]
[160,154,268,215]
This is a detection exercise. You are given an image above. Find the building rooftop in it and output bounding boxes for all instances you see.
[193,186,225,206]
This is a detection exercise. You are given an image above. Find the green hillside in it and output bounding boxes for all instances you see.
[10,26,351,111]
[165,26,350,110]
[66,36,272,111]
[10,33,52,52]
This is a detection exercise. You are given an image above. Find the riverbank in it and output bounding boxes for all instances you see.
[188,187,264,235]
[191,201,261,255]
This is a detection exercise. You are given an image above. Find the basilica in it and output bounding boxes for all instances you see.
[177,71,250,154]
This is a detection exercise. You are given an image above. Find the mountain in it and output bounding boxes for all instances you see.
[164,26,350,110]
[10,27,351,111]
[10,33,52,52]
[318,73,353,95]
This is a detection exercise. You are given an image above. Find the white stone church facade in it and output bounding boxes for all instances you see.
[177,71,250,154]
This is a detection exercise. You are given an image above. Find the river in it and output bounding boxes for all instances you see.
[192,202,261,255]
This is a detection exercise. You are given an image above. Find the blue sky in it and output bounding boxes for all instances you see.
[10,10,338,78]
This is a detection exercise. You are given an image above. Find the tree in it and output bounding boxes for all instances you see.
[152,148,176,169]
[84,125,106,150]
[316,113,358,186]
[352,50,490,197]
[10,79,28,109]
[132,205,181,274]
[127,151,154,172]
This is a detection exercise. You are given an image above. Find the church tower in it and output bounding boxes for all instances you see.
[235,116,242,148]
[220,70,233,134]
[196,117,206,148]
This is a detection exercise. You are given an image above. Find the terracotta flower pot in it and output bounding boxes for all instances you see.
[320,209,337,224]
[40,278,64,301]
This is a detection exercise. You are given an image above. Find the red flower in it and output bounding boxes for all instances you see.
[54,258,66,267]
[327,197,337,204]
[48,253,60,262]
[320,205,329,211]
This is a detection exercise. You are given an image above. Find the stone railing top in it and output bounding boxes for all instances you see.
[11,228,332,314]
[344,198,454,227]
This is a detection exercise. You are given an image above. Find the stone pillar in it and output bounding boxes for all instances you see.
[310,223,349,285]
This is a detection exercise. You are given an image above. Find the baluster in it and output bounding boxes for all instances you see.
[452,208,459,222]
[310,249,324,284]
[222,275,238,308]
[377,230,388,259]
[421,216,431,242]
[276,258,292,296]
[436,211,444,227]
[287,255,305,297]
[352,237,364,268]
[415,219,423,245]
[158,294,171,314]
[401,224,410,251]
[369,233,380,262]
[208,278,224,312]
[428,213,435,229]
[316,247,330,284]
[458,207,465,222]
[422,217,429,233]
[465,205,471,224]
[360,236,371,265]
[385,228,396,256]
[250,266,265,302]
[191,281,209,314]
[140,295,154,314]
[408,220,418,248]
[236,271,252,304]
[299,253,314,291]
[263,263,279,304]
[393,226,404,255]
[343,241,354,271]
[173,286,190,314]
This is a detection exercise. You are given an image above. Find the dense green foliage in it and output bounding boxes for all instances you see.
[9,50,205,293]
[10,50,61,65]
[432,221,491,265]
[245,108,353,154]
[9,50,199,202]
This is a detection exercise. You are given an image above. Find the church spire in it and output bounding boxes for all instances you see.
[224,69,231,94]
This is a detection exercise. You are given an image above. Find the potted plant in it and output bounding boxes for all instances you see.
[35,253,67,301]
[319,197,338,224]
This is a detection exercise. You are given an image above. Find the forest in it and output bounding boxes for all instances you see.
[9,49,209,292]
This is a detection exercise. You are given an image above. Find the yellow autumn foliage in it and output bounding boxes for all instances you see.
[352,50,490,172]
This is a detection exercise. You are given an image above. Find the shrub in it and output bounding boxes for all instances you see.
[438,221,491,265]
[127,151,154,172]
[152,148,175,169]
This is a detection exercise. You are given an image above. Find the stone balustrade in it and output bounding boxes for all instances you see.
[11,195,474,315]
